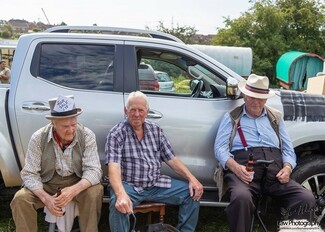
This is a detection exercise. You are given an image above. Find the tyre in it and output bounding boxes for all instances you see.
[292,155,325,225]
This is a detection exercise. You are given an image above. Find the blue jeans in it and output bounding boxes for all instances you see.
[109,178,200,232]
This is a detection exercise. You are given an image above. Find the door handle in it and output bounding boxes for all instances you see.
[147,110,162,119]
[22,103,50,111]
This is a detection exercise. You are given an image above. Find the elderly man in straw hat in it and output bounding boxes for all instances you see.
[214,74,316,232]
[10,95,103,232]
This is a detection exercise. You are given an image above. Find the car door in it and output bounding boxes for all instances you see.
[12,36,126,173]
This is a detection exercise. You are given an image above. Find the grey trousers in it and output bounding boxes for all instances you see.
[10,172,103,232]
[224,147,316,232]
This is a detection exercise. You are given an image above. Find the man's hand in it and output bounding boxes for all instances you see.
[276,167,291,184]
[233,164,254,184]
[189,177,204,201]
[108,163,133,214]
[55,186,77,208]
[33,189,64,217]
[166,157,204,201]
[226,158,253,184]
[115,192,133,214]
[46,195,65,217]
[55,179,91,208]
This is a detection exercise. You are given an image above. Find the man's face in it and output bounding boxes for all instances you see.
[243,95,267,118]
[125,97,148,129]
[52,117,77,143]
[0,62,6,69]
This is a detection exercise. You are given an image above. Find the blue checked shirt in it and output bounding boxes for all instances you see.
[105,119,175,192]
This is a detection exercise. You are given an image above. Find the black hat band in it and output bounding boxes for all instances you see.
[246,84,269,94]
[51,108,78,117]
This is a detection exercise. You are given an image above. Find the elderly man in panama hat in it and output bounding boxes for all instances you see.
[10,95,103,232]
[214,74,316,232]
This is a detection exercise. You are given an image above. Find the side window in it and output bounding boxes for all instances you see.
[37,43,115,91]
[136,47,226,98]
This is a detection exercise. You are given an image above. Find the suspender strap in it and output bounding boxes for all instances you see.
[237,120,248,151]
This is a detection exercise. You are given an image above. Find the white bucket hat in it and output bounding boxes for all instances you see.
[238,74,275,99]
[45,95,83,119]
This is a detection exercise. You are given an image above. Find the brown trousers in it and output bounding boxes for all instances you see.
[10,172,103,232]
[224,147,316,232]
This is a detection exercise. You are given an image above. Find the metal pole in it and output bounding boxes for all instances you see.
[41,8,51,25]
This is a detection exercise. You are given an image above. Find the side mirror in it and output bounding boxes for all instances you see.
[190,79,200,91]
[226,77,240,99]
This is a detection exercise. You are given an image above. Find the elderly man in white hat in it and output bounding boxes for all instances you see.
[214,74,315,232]
[10,95,103,232]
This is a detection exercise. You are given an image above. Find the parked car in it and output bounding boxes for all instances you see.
[138,63,159,91]
[155,71,175,92]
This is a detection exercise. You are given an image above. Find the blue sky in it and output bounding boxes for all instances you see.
[3,0,252,34]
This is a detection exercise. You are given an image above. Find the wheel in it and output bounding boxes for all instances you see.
[291,155,325,225]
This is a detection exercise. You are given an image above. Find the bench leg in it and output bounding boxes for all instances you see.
[159,207,165,224]
[147,212,153,225]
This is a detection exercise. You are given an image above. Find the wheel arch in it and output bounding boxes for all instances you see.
[293,140,325,164]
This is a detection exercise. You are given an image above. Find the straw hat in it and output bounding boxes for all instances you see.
[238,74,275,99]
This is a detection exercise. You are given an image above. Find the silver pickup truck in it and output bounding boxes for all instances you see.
[0,26,324,224]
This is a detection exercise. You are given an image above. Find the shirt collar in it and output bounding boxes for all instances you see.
[125,119,148,133]
[48,125,77,146]
[243,106,267,118]
[48,126,54,142]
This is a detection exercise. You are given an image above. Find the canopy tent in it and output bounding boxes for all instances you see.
[276,51,324,90]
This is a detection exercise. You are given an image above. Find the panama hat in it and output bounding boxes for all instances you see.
[45,95,83,119]
[238,74,275,99]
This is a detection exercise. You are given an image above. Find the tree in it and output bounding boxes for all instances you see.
[1,24,13,39]
[32,28,42,32]
[212,0,325,84]
[147,21,198,44]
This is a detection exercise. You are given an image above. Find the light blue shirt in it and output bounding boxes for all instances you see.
[214,106,296,169]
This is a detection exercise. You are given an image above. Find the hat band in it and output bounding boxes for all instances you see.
[245,84,269,94]
[51,109,78,117]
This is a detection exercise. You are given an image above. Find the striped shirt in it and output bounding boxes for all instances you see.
[105,119,175,192]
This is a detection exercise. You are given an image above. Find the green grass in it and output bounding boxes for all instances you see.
[0,195,15,232]
[0,194,276,232]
